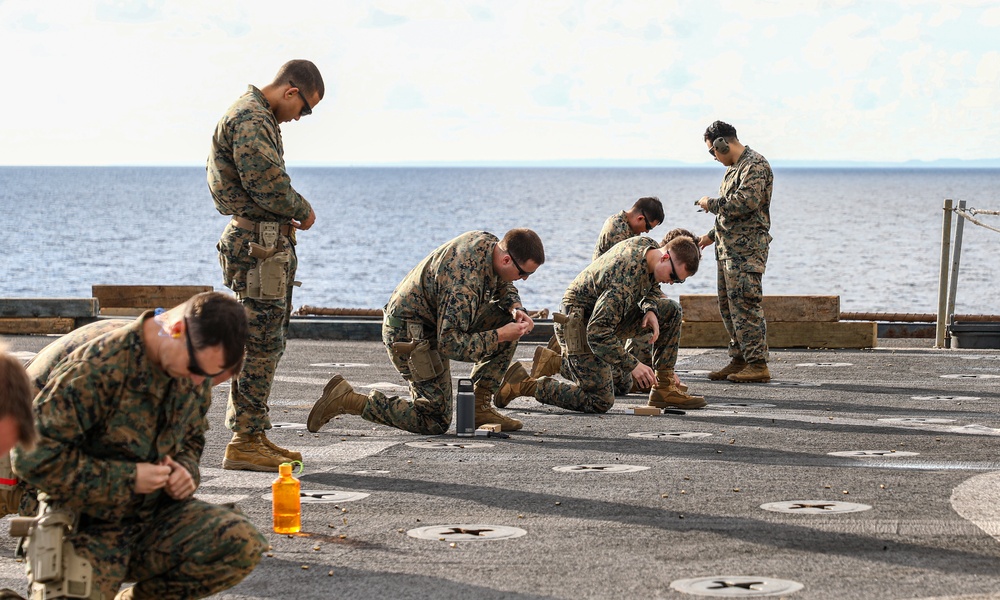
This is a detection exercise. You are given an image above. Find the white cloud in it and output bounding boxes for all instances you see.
[981,6,1000,27]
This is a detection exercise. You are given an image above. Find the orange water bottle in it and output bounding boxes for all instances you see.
[272,461,302,534]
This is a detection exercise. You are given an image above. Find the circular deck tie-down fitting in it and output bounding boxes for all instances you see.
[670,575,804,596]
[407,524,527,541]
[628,431,713,440]
[405,441,494,449]
[760,500,872,514]
[552,464,650,473]
[261,489,370,503]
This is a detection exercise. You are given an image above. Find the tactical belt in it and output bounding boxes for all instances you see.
[384,314,405,328]
[230,216,294,236]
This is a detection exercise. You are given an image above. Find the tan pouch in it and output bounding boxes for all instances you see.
[407,339,445,382]
[560,308,592,356]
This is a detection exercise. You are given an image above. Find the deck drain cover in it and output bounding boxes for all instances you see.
[310,362,370,368]
[670,575,803,596]
[674,369,711,376]
[795,362,852,367]
[405,441,494,449]
[828,450,919,457]
[765,381,821,387]
[407,524,527,541]
[628,431,713,439]
[553,464,650,473]
[878,417,956,424]
[911,395,981,401]
[940,374,1000,379]
[708,403,775,409]
[761,500,871,514]
[261,490,370,503]
[270,422,307,429]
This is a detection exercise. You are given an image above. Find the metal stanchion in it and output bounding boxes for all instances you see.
[935,198,954,348]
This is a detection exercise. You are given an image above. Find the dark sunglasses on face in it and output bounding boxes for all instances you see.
[183,317,226,378]
[640,212,656,232]
[289,80,312,117]
[667,254,685,284]
[509,253,534,278]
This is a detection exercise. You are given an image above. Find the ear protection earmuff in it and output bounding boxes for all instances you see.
[712,137,730,155]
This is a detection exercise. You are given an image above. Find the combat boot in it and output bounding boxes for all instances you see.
[530,346,562,378]
[648,368,707,409]
[728,362,771,383]
[0,485,23,518]
[261,436,302,462]
[708,358,747,380]
[546,335,561,354]
[494,361,538,408]
[224,432,297,472]
[307,375,368,432]
[629,378,688,394]
[474,389,523,431]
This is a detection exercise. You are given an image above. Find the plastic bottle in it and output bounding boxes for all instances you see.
[272,461,301,534]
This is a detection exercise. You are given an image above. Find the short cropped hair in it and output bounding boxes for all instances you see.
[664,236,700,277]
[632,196,664,225]
[0,343,36,448]
[704,120,738,143]
[273,59,325,101]
[184,292,248,375]
[660,227,698,247]
[502,228,545,266]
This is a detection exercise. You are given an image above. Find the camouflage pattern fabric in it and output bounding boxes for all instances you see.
[537,237,682,412]
[703,146,773,363]
[11,314,265,596]
[592,211,633,260]
[591,210,654,371]
[208,85,312,434]
[365,232,520,434]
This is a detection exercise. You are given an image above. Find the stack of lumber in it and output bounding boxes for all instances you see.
[0,298,99,335]
[92,285,212,317]
[679,295,877,349]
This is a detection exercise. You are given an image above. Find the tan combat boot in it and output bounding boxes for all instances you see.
[530,346,562,378]
[261,436,302,462]
[474,388,523,431]
[494,361,538,408]
[546,335,561,354]
[728,362,771,383]
[307,375,368,432]
[648,368,707,409]
[629,378,687,394]
[224,432,297,472]
[708,358,747,381]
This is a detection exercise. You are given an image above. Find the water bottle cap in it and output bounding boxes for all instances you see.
[279,460,304,475]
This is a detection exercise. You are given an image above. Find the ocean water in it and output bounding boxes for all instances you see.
[2,166,997,316]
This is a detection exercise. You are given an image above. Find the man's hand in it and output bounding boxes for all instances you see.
[134,462,172,494]
[696,196,711,212]
[641,311,660,344]
[698,234,714,249]
[631,362,656,391]
[512,307,535,333]
[497,321,532,343]
[162,456,197,500]
[294,207,316,231]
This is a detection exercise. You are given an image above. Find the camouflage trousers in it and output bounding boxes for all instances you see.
[364,302,517,435]
[70,499,265,599]
[536,297,681,413]
[717,259,768,364]
[217,222,298,433]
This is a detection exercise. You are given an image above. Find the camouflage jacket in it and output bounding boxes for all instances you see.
[25,319,129,392]
[207,85,312,225]
[12,313,210,522]
[592,211,634,260]
[563,236,661,373]
[704,146,773,272]
[384,231,521,362]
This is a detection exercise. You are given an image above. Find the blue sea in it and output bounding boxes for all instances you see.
[1,166,997,316]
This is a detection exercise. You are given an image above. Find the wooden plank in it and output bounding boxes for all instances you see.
[98,308,148,317]
[0,317,76,335]
[681,321,877,349]
[680,295,841,322]
[92,285,212,310]
[0,298,99,319]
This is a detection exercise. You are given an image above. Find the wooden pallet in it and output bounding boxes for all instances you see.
[92,285,213,316]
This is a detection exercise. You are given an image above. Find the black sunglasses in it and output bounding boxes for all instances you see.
[509,253,534,278]
[667,254,685,284]
[640,211,656,232]
[289,80,312,117]
[183,317,226,378]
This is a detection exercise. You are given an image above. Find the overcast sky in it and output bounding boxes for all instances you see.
[2,0,998,166]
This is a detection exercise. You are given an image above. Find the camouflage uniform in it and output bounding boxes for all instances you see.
[208,85,313,434]
[366,232,520,434]
[537,237,682,412]
[11,313,266,598]
[703,147,773,364]
[592,210,653,387]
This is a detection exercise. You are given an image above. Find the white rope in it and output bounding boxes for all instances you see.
[954,207,1000,234]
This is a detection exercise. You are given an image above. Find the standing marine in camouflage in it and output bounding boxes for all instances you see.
[208,59,324,471]
[496,235,706,413]
[696,121,774,383]
[307,229,544,434]
[11,292,266,600]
